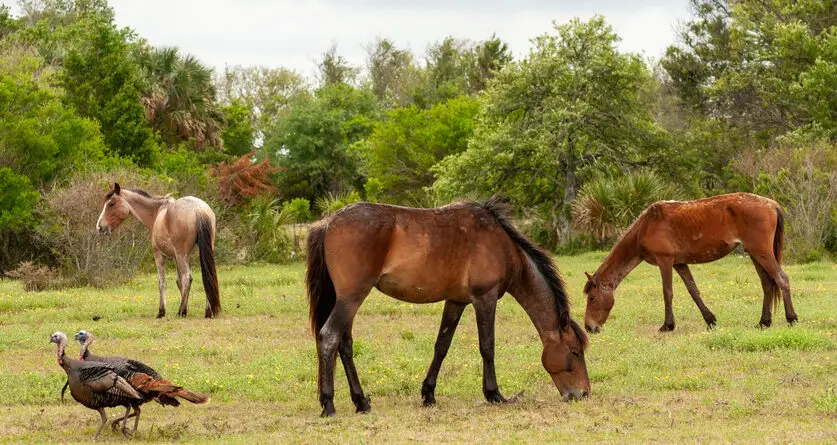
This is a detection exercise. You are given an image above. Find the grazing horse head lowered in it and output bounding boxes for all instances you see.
[583,192,795,334]
[306,197,589,417]
[96,182,221,319]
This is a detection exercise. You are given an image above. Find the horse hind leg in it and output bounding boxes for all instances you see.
[674,264,716,329]
[318,294,368,417]
[155,252,167,318]
[750,253,797,327]
[422,300,467,407]
[175,255,192,317]
[338,327,370,413]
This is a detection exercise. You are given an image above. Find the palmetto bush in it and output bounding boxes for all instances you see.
[572,171,684,244]
[246,195,300,263]
[315,190,361,217]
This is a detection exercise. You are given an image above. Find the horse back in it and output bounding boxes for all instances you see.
[152,196,215,257]
[637,193,779,264]
[322,202,519,303]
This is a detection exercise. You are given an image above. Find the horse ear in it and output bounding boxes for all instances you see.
[584,272,594,282]
[113,183,121,194]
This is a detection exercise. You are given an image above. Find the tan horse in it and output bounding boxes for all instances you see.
[96,183,221,318]
[306,197,589,417]
[583,192,796,333]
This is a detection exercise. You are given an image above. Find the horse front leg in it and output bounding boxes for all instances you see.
[422,300,467,406]
[659,260,676,332]
[674,264,716,329]
[154,252,167,318]
[472,288,506,403]
[175,255,192,317]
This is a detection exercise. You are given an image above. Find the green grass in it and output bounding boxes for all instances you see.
[2,254,837,443]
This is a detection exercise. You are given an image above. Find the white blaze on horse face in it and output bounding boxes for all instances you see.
[96,199,110,233]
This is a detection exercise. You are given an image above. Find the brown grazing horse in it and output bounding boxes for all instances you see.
[96,183,221,318]
[306,197,590,417]
[583,192,796,333]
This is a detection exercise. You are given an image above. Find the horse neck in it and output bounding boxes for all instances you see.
[509,256,566,345]
[123,190,165,230]
[596,224,643,290]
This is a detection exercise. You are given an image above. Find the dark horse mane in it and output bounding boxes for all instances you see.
[105,188,156,201]
[478,196,588,346]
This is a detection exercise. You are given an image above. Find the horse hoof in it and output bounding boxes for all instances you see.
[659,324,675,332]
[422,397,437,407]
[320,408,336,418]
[705,315,717,329]
[759,319,771,329]
[356,401,371,414]
[156,311,165,319]
[484,390,507,404]
[178,311,187,318]
[787,316,798,326]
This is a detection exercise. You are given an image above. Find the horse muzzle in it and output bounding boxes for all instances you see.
[97,225,111,234]
[562,390,589,402]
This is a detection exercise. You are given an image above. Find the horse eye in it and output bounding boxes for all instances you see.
[108,202,115,207]
[571,350,581,358]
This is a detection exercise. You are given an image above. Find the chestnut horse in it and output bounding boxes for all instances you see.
[96,183,221,318]
[306,197,589,417]
[584,192,796,333]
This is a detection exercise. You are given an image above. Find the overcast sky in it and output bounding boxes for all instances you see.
[2,0,691,78]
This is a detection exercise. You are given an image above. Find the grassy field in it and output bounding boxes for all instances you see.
[2,252,837,443]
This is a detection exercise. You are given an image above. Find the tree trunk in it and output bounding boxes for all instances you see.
[552,142,578,244]
[556,164,577,245]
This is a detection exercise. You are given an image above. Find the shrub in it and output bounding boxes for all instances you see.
[5,261,58,292]
[572,171,684,244]
[282,198,312,223]
[245,195,297,263]
[364,177,383,203]
[315,190,361,217]
[733,135,837,262]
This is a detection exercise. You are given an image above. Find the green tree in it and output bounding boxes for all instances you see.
[221,99,255,156]
[433,17,670,243]
[317,45,358,87]
[22,0,160,166]
[364,37,420,107]
[415,37,470,107]
[137,46,225,151]
[466,34,513,93]
[0,70,108,184]
[664,0,837,141]
[359,95,479,204]
[264,83,378,201]
[215,64,309,140]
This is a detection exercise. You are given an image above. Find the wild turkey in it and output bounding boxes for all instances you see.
[49,332,143,438]
[74,329,210,434]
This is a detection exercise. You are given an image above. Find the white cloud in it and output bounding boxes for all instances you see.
[2,0,689,76]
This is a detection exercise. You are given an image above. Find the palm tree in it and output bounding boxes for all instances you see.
[137,46,225,150]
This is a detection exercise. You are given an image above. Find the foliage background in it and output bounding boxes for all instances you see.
[3,0,837,286]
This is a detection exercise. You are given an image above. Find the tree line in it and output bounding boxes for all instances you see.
[1,0,836,284]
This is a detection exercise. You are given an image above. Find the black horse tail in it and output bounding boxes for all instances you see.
[197,213,221,318]
[771,206,785,313]
[774,206,784,266]
[306,224,335,342]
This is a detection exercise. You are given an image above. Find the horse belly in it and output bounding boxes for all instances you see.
[375,269,467,304]
[679,239,738,264]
